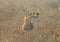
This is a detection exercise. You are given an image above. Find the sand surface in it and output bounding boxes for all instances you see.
[0,0,60,42]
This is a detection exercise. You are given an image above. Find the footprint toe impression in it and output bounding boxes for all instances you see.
[32,13,40,19]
